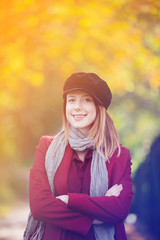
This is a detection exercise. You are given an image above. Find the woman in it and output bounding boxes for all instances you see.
[24,72,133,240]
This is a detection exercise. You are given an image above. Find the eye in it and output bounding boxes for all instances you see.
[83,97,92,102]
[67,98,75,103]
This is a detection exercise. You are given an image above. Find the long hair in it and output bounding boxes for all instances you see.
[63,99,121,161]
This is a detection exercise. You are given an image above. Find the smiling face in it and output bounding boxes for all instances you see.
[65,90,97,135]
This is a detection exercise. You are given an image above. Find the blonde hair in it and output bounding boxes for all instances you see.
[63,99,121,161]
[88,105,121,160]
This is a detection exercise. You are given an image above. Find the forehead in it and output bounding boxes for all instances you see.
[66,90,92,97]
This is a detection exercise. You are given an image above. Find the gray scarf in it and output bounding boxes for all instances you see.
[23,126,115,240]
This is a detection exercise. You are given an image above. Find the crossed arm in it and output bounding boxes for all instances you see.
[57,184,123,203]
[56,184,123,224]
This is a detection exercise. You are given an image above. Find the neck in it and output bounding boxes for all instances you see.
[76,149,88,161]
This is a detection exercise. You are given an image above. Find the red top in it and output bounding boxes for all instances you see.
[29,136,133,240]
[67,150,92,195]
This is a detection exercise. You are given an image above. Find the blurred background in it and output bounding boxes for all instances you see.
[0,0,160,239]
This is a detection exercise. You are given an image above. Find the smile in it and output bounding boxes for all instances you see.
[72,114,87,120]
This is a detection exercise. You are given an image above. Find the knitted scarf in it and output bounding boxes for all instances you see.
[23,126,115,240]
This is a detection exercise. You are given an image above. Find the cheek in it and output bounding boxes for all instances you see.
[90,105,97,118]
[65,105,71,121]
[85,105,97,123]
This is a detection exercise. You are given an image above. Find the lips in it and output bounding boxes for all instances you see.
[72,114,87,120]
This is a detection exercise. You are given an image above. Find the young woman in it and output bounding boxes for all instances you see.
[24,72,133,240]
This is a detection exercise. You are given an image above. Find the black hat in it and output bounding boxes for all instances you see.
[63,72,112,109]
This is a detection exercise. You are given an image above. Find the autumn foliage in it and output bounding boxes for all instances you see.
[0,0,160,212]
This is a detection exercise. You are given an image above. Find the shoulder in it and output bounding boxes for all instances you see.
[39,135,55,146]
[119,146,131,160]
[36,135,55,153]
[107,146,132,186]
[118,146,132,168]
[112,146,131,161]
[107,146,132,170]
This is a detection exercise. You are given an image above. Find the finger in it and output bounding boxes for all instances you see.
[106,184,118,192]
[111,185,123,193]
[111,184,122,190]
[105,185,117,196]
[105,187,119,195]
[106,184,123,196]
[111,186,123,196]
[107,189,121,196]
[108,185,122,193]
[110,184,118,189]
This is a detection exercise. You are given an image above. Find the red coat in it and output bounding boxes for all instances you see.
[29,136,133,240]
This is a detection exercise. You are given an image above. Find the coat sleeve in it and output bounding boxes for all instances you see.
[67,148,133,225]
[29,136,93,236]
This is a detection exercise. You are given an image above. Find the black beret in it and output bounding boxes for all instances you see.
[63,72,112,109]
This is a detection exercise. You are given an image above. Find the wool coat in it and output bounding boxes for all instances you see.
[29,135,133,240]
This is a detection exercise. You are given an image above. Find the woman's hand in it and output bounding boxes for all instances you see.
[56,195,69,204]
[92,184,123,225]
[105,184,123,197]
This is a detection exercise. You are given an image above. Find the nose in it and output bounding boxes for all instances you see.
[74,100,81,110]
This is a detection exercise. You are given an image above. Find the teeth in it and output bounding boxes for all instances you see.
[73,115,86,119]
